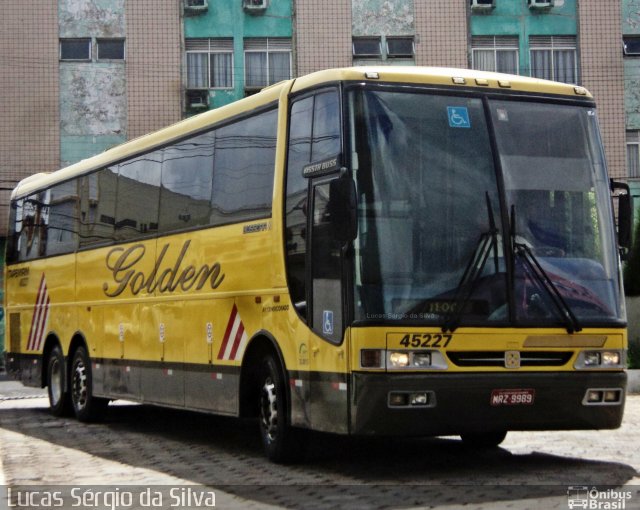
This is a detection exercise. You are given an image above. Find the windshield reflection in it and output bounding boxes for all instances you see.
[350,88,623,327]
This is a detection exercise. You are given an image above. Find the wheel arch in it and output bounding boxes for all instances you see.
[42,332,88,390]
[239,330,288,419]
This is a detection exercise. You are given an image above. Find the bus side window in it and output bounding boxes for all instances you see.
[285,88,342,330]
[285,96,314,318]
[114,152,162,241]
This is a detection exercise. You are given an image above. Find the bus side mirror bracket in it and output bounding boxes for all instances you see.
[611,179,633,260]
[329,172,358,244]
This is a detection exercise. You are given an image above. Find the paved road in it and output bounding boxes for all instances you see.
[1,376,639,510]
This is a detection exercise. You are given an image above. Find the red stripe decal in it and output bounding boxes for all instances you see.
[34,295,51,351]
[217,305,237,359]
[27,275,46,351]
[228,321,245,361]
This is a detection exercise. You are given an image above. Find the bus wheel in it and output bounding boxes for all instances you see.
[460,431,507,448]
[258,355,303,463]
[70,346,108,422]
[47,345,71,416]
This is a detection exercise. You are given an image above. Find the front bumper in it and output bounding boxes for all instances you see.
[351,371,626,436]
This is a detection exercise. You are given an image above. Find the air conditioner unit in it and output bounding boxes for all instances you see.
[186,90,209,110]
[528,0,553,9]
[184,0,208,14]
[243,0,268,13]
[470,0,495,10]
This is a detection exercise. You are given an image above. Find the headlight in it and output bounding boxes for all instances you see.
[389,352,410,367]
[602,351,621,366]
[413,352,432,367]
[583,351,601,366]
[360,350,448,370]
[575,350,625,369]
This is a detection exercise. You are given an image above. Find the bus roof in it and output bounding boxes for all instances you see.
[12,66,592,200]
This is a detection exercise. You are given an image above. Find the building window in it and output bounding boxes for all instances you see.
[244,38,292,90]
[353,36,415,63]
[97,39,125,60]
[627,131,640,179]
[624,36,640,56]
[472,36,519,74]
[386,37,415,58]
[530,36,577,84]
[60,38,91,61]
[186,38,234,89]
[353,37,382,58]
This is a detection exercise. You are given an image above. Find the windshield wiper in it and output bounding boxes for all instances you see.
[510,205,582,334]
[442,193,499,333]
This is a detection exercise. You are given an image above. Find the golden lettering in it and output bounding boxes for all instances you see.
[102,241,225,297]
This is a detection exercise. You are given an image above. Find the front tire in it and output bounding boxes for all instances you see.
[258,355,303,463]
[47,345,71,416]
[70,346,108,422]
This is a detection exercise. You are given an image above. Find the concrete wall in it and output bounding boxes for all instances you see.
[352,0,414,37]
[414,0,467,67]
[0,1,60,237]
[295,0,352,75]
[579,0,626,180]
[59,0,127,167]
[126,0,182,138]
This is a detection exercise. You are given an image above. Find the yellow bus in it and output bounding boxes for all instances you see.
[3,67,632,462]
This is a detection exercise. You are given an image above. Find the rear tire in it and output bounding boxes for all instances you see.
[460,430,507,448]
[258,355,303,463]
[70,346,108,422]
[47,345,72,416]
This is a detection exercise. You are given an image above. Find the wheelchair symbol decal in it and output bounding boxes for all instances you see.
[323,310,334,335]
[447,106,471,128]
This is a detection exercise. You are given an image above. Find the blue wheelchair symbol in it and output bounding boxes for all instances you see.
[323,310,334,335]
[447,106,471,128]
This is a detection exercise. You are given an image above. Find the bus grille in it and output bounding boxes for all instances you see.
[447,351,573,367]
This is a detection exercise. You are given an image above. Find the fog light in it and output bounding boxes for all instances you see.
[410,393,429,406]
[583,352,601,366]
[389,392,409,407]
[601,351,621,366]
[389,352,410,368]
[604,390,621,403]
[413,352,432,367]
[587,390,603,403]
[361,349,383,368]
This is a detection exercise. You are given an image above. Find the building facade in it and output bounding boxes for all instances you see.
[183,0,293,111]
[623,0,640,204]
[0,1,630,237]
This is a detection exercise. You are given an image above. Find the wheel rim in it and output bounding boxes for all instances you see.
[260,377,278,443]
[72,356,88,411]
[49,357,63,406]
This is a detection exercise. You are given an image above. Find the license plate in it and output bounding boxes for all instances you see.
[490,389,535,406]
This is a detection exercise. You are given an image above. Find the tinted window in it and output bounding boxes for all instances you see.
[311,91,341,162]
[284,89,342,317]
[46,180,80,256]
[79,168,117,248]
[210,108,277,224]
[11,192,48,261]
[115,152,162,241]
[160,131,214,233]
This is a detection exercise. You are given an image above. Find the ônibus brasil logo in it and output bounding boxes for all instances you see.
[567,486,633,509]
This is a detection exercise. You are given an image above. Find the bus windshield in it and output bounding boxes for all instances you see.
[349,87,623,328]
